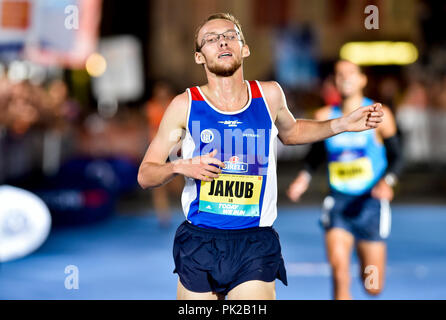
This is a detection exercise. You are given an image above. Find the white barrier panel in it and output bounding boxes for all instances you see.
[0,185,51,262]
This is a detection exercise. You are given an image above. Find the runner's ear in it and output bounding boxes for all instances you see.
[195,51,205,65]
[360,73,367,90]
[242,44,250,58]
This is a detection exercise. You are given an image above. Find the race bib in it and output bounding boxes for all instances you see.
[199,174,263,217]
[328,157,373,185]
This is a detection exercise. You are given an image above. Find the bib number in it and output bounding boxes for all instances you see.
[199,174,263,217]
[328,157,373,185]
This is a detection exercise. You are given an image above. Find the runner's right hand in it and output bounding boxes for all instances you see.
[174,149,225,182]
[287,171,311,202]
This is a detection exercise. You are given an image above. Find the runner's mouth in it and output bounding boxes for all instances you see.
[218,52,233,59]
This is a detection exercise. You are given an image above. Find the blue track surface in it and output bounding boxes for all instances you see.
[1,205,445,300]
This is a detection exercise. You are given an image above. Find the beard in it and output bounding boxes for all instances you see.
[206,56,242,77]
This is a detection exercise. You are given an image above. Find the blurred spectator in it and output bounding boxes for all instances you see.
[47,79,81,123]
[144,81,183,227]
[77,108,146,160]
[378,76,401,111]
[428,75,446,162]
[1,79,43,185]
[146,81,174,140]
[35,105,146,226]
[396,79,430,164]
[1,77,81,183]
[321,75,341,106]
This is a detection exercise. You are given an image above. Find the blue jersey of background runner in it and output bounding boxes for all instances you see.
[324,97,387,195]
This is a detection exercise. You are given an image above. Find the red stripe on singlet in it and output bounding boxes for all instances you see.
[189,87,204,101]
[248,80,262,99]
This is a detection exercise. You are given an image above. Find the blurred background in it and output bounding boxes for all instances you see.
[0,0,445,299]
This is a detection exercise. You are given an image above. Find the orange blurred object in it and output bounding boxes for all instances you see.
[1,0,30,30]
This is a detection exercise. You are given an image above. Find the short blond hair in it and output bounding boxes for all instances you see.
[194,13,245,52]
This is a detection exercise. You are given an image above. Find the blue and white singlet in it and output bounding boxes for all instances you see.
[180,80,278,229]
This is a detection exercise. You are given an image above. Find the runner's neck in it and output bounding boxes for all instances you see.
[201,76,249,112]
[341,94,364,114]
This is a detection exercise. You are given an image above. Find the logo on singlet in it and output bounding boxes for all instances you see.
[200,129,214,143]
[222,156,248,174]
[218,120,243,127]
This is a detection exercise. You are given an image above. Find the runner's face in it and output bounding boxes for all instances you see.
[334,61,366,98]
[196,19,248,77]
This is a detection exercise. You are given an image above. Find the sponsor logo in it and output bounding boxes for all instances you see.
[243,133,260,138]
[218,120,243,127]
[222,156,248,173]
[332,134,367,147]
[200,129,214,143]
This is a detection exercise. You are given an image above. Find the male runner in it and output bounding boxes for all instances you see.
[138,14,384,300]
[287,60,403,299]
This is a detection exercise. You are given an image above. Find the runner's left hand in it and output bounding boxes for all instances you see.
[371,178,394,201]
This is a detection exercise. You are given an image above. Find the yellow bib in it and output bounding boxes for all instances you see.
[328,157,373,185]
[199,174,263,217]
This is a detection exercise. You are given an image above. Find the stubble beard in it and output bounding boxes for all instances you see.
[206,56,242,77]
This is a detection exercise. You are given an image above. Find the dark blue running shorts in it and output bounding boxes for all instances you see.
[173,220,288,295]
[320,191,392,242]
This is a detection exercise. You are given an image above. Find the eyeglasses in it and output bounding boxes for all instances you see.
[198,30,242,51]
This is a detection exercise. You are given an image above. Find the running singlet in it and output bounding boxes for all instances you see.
[181,80,278,229]
[325,97,387,196]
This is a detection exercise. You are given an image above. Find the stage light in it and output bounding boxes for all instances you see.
[340,41,418,66]
[86,53,107,77]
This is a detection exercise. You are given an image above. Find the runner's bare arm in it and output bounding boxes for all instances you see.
[377,105,397,139]
[371,105,400,201]
[137,93,188,189]
[260,81,384,145]
[137,92,225,189]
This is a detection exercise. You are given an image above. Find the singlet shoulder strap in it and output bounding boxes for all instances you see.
[248,80,262,99]
[189,86,204,101]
